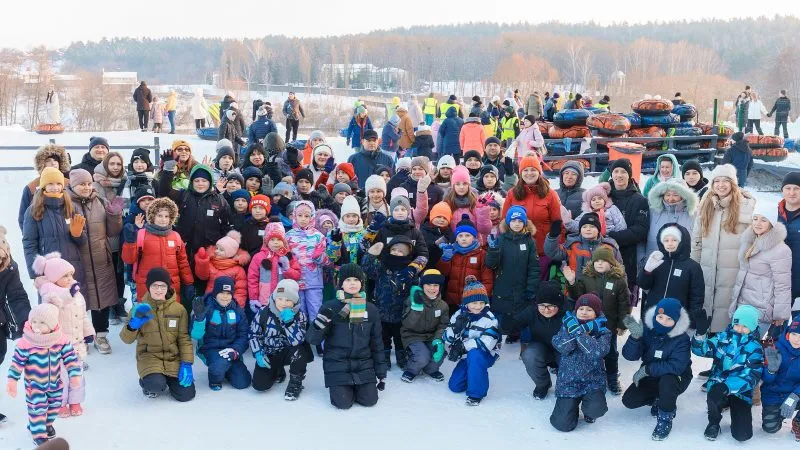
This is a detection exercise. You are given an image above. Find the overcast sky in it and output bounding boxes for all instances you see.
[4,0,797,49]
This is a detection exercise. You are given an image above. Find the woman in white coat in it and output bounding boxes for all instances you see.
[746,91,768,135]
[729,212,792,337]
[191,89,209,130]
[691,164,756,334]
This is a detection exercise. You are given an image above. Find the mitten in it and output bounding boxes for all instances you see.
[277,256,291,272]
[367,242,385,256]
[781,393,799,418]
[487,234,498,249]
[218,348,239,361]
[548,219,563,238]
[191,297,206,319]
[313,308,333,331]
[195,247,209,261]
[84,335,95,344]
[632,365,648,386]
[160,150,173,163]
[254,351,270,369]
[503,157,515,176]
[580,316,608,335]
[311,240,326,260]
[178,362,193,387]
[393,266,417,286]
[69,214,86,238]
[329,228,343,243]
[106,197,125,215]
[417,174,432,193]
[563,312,583,335]
[279,308,296,323]
[622,315,643,339]
[128,303,154,330]
[376,378,386,391]
[448,340,466,362]
[324,157,336,174]
[693,309,710,335]
[764,346,783,374]
[367,212,387,232]
[439,243,455,262]
[452,313,470,335]
[69,282,81,297]
[431,339,445,363]
[285,146,300,167]
[6,379,17,398]
[644,251,664,272]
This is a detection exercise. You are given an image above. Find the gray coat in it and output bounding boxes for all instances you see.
[644,178,698,258]
[729,222,792,324]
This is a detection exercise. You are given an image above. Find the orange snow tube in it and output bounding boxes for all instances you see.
[746,134,784,149]
[631,99,674,116]
[35,123,65,134]
[547,159,590,172]
[548,125,591,139]
[751,147,788,162]
[538,121,553,137]
[586,113,631,136]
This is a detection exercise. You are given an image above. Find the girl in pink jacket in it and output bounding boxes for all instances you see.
[247,221,301,316]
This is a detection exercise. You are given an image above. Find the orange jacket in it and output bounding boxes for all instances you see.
[459,121,486,154]
[121,229,194,301]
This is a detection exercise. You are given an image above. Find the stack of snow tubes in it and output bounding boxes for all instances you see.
[546,109,593,155]
[696,122,734,151]
[627,99,676,151]
[746,134,788,162]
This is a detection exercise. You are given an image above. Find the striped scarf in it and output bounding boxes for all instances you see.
[337,290,367,324]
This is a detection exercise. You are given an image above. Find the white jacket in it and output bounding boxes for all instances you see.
[747,100,767,120]
[191,90,209,120]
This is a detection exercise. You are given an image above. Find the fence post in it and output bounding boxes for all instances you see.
[154,137,160,166]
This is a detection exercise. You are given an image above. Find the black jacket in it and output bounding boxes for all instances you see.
[0,261,30,349]
[419,219,454,269]
[722,140,753,185]
[769,96,792,121]
[133,84,152,111]
[374,219,429,262]
[240,218,269,257]
[71,152,102,173]
[414,134,435,160]
[485,230,540,317]
[512,299,573,351]
[306,300,387,386]
[608,182,649,287]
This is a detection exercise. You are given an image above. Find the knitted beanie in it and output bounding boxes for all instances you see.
[505,205,528,225]
[782,172,800,189]
[39,166,65,189]
[365,174,387,195]
[519,156,542,175]
[535,280,565,306]
[146,267,172,290]
[249,194,271,214]
[309,130,326,142]
[419,269,445,287]
[212,276,235,297]
[709,163,738,186]
[340,195,361,217]
[411,156,431,175]
[659,225,682,244]
[654,298,682,323]
[226,171,245,186]
[390,190,411,214]
[68,168,92,188]
[608,158,633,179]
[271,182,295,198]
[230,189,252,205]
[579,212,602,232]
[732,304,759,332]
[264,221,287,246]
[429,202,453,225]
[454,213,477,238]
[295,168,314,185]
[479,164,499,181]
[437,155,456,170]
[215,231,242,258]
[461,275,489,306]
[590,246,616,266]
[338,263,365,289]
[451,165,471,185]
[335,163,356,181]
[273,279,300,304]
[681,159,703,177]
[242,166,263,181]
[29,303,60,331]
[785,319,800,337]
[396,157,412,172]
[333,183,352,197]
[190,165,213,183]
[293,200,315,218]
[32,252,74,283]
[575,293,603,316]
[171,139,192,155]
[133,185,156,204]
[582,182,613,208]
[89,136,109,151]
[463,150,482,162]
[485,136,501,147]
[216,139,233,152]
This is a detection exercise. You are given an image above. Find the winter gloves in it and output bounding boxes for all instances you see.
[106,197,126,216]
[367,242,384,257]
[255,351,270,369]
[644,251,665,273]
[285,146,300,168]
[178,362,193,387]
[692,309,710,336]
[279,308,295,323]
[448,340,466,362]
[191,297,206,319]
[431,339,445,363]
[69,214,86,238]
[503,157,515,176]
[128,303,154,330]
[313,307,334,331]
[218,348,239,361]
[439,243,455,262]
[486,234,498,249]
[324,157,336,174]
[417,174,432,193]
[782,393,799,418]
[69,282,81,297]
[623,315,644,340]
[452,313,470,336]
[765,346,783,374]
[367,212,387,234]
[631,365,648,387]
[548,219,563,238]
[377,378,386,391]
[393,266,417,286]
[563,312,607,336]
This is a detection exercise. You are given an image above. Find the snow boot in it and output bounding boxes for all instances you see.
[396,349,408,369]
[384,350,392,371]
[401,371,415,383]
[46,425,56,439]
[652,409,675,441]
[606,373,622,396]
[650,399,659,417]
[284,374,304,401]
[57,406,70,418]
[33,437,50,446]
[704,424,720,441]
[584,416,596,424]
[69,404,83,416]
[276,368,286,384]
[94,332,112,354]
[466,397,482,406]
[792,417,800,441]
[210,384,222,391]
[698,369,711,379]
[429,371,445,382]
[315,344,324,356]
[533,382,551,400]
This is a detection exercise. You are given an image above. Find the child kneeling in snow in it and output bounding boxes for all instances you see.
[249,279,311,400]
[621,298,693,441]
[306,264,387,409]
[760,319,800,441]
[400,269,450,383]
[190,277,251,391]
[691,305,764,442]
[443,275,500,406]
[550,293,611,432]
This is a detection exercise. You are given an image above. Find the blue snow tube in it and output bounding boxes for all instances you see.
[674,143,702,150]
[622,113,642,128]
[197,127,219,141]
[671,126,703,145]
[672,104,697,121]
[640,113,681,128]
[545,139,583,155]
[672,121,695,128]
[785,138,798,152]
[553,109,593,128]
[585,107,609,114]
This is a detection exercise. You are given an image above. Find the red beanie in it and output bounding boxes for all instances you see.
[250,194,271,214]
[519,156,542,175]
[336,163,356,181]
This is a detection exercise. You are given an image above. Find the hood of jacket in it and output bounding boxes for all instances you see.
[738,221,788,263]
[655,153,680,179]
[644,303,691,338]
[656,222,691,261]
[35,145,70,174]
[559,160,585,189]
[445,107,457,119]
[648,178,698,214]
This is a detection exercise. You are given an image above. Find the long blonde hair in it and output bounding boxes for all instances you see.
[697,179,742,237]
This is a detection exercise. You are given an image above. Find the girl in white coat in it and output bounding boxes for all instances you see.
[746,92,768,135]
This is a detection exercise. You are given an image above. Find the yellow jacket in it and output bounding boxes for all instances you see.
[165,92,178,111]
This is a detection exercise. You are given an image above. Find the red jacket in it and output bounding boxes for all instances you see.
[121,229,194,301]
[502,185,562,256]
[437,246,494,306]
[194,246,251,308]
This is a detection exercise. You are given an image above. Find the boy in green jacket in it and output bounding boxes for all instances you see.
[400,269,450,383]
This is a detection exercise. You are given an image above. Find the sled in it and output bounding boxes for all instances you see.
[196,127,219,141]
[537,121,553,138]
[622,113,642,128]
[34,123,64,134]
[585,107,609,114]
[545,140,583,155]
[631,99,674,116]
[671,126,703,144]
[672,104,697,120]
[752,147,788,162]
[548,125,591,139]
[586,113,631,136]
[697,123,734,138]
[640,113,681,128]
[546,158,590,172]
[553,109,593,128]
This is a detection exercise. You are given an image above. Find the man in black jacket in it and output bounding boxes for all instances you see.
[767,89,792,138]
[607,159,649,306]
[71,136,109,173]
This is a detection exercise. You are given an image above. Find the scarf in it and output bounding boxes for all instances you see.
[337,290,367,324]
[383,253,413,272]
[368,202,389,218]
[145,223,171,237]
[22,322,63,348]
[338,218,364,234]
[453,194,472,209]
[262,247,289,294]
[454,240,480,255]
[594,207,607,236]
[43,191,63,199]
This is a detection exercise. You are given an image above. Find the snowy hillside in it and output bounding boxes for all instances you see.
[0,128,794,449]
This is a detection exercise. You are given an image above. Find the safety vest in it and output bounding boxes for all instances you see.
[423,97,438,115]
[439,102,460,119]
[483,119,498,140]
[500,116,519,141]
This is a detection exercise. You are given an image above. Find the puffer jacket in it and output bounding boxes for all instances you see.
[381,121,400,153]
[190,295,249,357]
[419,220,453,270]
[778,199,800,299]
[443,306,500,358]
[8,324,81,387]
[691,191,755,332]
[459,118,486,153]
[121,225,194,301]
[247,247,301,308]
[691,326,764,404]
[552,316,612,398]
[644,178,697,257]
[436,107,464,157]
[119,292,194,379]
[485,230,540,321]
[721,140,753,187]
[69,188,123,310]
[249,304,309,356]
[566,264,630,332]
[362,252,416,323]
[397,113,415,149]
[761,331,800,406]
[18,145,71,230]
[502,185,562,257]
[544,234,621,274]
[608,181,650,288]
[345,115,373,149]
[92,164,127,252]
[436,246,494,307]
[401,286,449,346]
[0,261,30,342]
[132,84,152,111]
[622,304,692,379]
[306,299,387,387]
[286,225,328,290]
[38,280,94,361]
[729,222,792,323]
[555,161,586,220]
[414,130,435,159]
[194,246,250,308]
[247,117,278,144]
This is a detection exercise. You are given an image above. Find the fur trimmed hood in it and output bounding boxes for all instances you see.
[34,144,70,174]
[648,177,698,214]
[146,197,179,225]
[644,304,690,338]
[738,221,788,264]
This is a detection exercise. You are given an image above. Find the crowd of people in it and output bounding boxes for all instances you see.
[2,89,800,446]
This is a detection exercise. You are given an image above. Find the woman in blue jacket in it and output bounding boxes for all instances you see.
[345,106,373,151]
[436,107,464,164]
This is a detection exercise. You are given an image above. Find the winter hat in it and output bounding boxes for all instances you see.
[337,263,365,288]
[212,276,235,297]
[582,182,612,208]
[28,303,60,332]
[681,159,703,177]
[68,169,92,188]
[390,189,411,214]
[519,156,542,175]
[659,225,682,244]
[535,280,565,306]
[39,166,65,189]
[356,105,366,115]
[505,205,528,225]
[340,195,361,217]
[608,158,633,179]
[454,213,478,238]
[448,94,457,101]
[374,165,393,177]
[485,136,502,148]
[88,136,109,151]
[32,252,74,283]
[133,185,156,204]
[785,319,800,337]
[362,129,379,141]
[189,165,213,183]
[230,189,252,205]
[396,157,412,172]
[130,148,153,169]
[472,95,482,103]
[264,221,287,246]
[272,279,300,304]
[295,168,314,185]
[732,304,759,332]
[479,165,499,181]
[146,267,172,290]
[451,165,471,185]
[429,201,453,225]
[249,194,271,214]
[335,163,356,181]
[461,275,489,306]
[411,156,431,174]
[226,171,245,186]
[215,142,235,161]
[333,183,352,197]
[171,139,192,155]
[590,246,616,266]
[215,230,242,259]
[437,155,457,170]
[309,130,326,142]
[315,209,338,230]
[652,298,682,334]
[145,197,178,225]
[575,293,603,316]
[292,200,315,219]
[365,174,387,195]
[256,106,268,117]
[216,138,233,152]
[419,269,445,287]
[242,166,263,182]
[272,181,295,199]
[709,163,738,186]
[578,212,601,233]
[463,150,482,162]
[731,131,745,143]
[783,172,800,189]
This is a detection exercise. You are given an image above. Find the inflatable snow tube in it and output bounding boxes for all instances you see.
[672,104,697,121]
[632,99,674,116]
[547,158,590,172]
[585,107,609,114]
[746,134,784,149]
[672,121,695,128]
[697,123,734,138]
[197,127,219,141]
[586,113,631,136]
[553,109,593,128]
[545,140,583,155]
[671,126,703,145]
[622,113,642,128]
[673,143,702,151]
[35,123,64,134]
[785,138,798,152]
[548,125,591,139]
[752,147,788,162]
[537,121,553,138]
[629,126,666,140]
[640,113,681,128]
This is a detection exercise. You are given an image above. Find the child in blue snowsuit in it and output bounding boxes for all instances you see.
[550,293,611,432]
[761,319,800,441]
[442,275,500,406]
[691,304,764,442]
[190,276,251,390]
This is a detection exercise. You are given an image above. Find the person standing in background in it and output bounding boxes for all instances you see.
[165,90,178,134]
[767,89,792,138]
[132,81,152,132]
[283,92,305,143]
[423,93,438,126]
[191,89,209,130]
[746,91,767,135]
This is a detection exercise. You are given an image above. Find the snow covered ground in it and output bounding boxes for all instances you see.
[0,128,795,449]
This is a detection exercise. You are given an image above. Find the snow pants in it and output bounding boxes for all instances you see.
[405,341,443,376]
[762,402,800,433]
[204,351,251,389]
[140,373,195,402]
[26,383,63,440]
[707,383,753,441]
[550,390,608,432]
[521,342,559,390]
[59,364,85,405]
[622,374,691,413]
[300,288,323,323]
[252,345,310,392]
[448,348,494,399]
[329,383,378,409]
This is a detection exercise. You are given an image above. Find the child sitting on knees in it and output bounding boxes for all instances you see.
[190,276,251,391]
[400,269,450,383]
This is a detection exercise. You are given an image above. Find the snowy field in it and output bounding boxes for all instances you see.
[0,127,794,449]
